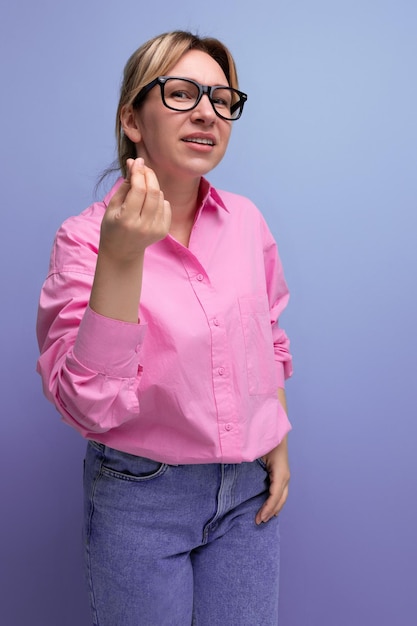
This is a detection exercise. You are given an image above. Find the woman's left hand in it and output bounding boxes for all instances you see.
[255,434,290,525]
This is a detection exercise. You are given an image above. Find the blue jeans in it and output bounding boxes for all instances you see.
[83,441,280,625]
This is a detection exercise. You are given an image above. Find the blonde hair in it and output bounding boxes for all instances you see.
[115,31,240,177]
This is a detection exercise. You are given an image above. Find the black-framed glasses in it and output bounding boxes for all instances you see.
[132,76,247,121]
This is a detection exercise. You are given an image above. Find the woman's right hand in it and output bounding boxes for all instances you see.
[99,157,171,264]
[89,158,171,322]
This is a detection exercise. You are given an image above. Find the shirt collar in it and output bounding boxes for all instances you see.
[197,177,229,213]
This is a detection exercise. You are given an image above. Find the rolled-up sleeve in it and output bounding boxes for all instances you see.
[261,217,293,388]
[36,211,146,436]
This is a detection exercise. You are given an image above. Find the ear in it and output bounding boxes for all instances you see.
[120,105,142,143]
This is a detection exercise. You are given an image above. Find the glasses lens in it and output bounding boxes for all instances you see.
[212,87,242,120]
[163,79,200,111]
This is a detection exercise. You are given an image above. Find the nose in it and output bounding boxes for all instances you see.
[191,93,217,123]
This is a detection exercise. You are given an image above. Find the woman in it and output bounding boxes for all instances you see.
[37,30,293,626]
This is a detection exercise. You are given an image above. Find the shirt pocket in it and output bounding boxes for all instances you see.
[238,295,278,395]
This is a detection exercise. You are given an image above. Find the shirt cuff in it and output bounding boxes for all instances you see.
[275,359,293,388]
[73,306,147,377]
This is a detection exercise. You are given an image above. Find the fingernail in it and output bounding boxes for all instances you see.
[136,157,144,167]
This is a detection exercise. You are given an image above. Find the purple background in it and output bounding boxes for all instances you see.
[1,1,416,624]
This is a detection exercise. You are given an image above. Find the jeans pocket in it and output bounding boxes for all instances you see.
[256,457,268,471]
[100,446,169,482]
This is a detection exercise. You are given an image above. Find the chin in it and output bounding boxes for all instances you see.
[185,157,222,177]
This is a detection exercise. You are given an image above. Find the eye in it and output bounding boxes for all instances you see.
[212,96,229,107]
[164,79,199,103]
[170,89,194,101]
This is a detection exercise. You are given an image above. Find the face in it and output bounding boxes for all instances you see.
[123,49,233,187]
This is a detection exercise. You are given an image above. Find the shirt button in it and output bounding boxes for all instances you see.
[218,367,225,376]
[196,273,204,281]
[213,318,220,326]
[225,423,233,431]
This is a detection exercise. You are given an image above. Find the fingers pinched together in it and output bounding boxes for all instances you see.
[100,158,171,263]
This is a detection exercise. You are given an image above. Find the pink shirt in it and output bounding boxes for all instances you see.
[37,178,292,464]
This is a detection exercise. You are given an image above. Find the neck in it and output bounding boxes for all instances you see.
[159,175,203,247]
[160,174,200,213]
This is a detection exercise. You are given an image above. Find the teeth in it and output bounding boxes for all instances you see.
[183,137,214,145]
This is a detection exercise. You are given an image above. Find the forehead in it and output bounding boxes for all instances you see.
[167,49,228,85]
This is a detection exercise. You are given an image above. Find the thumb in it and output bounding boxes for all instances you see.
[106,159,135,211]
